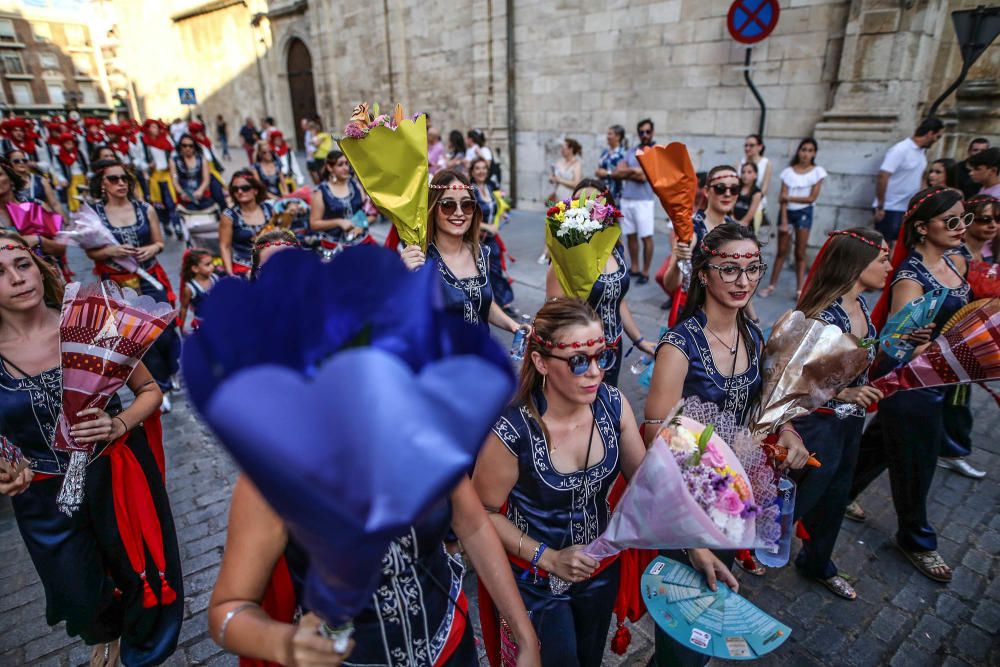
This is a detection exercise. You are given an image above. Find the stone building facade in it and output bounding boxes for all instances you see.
[113,0,999,241]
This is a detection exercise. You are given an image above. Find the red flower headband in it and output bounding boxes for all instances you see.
[0,243,31,253]
[964,194,998,208]
[830,230,881,249]
[708,170,739,184]
[532,333,611,350]
[699,241,759,259]
[429,183,474,190]
[254,240,298,251]
[904,186,958,219]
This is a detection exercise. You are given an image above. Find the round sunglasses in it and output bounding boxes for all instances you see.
[438,199,477,216]
[542,347,616,376]
[935,212,974,231]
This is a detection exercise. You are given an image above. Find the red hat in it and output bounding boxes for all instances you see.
[105,123,122,136]
[269,130,284,141]
[188,120,205,133]
[7,117,30,130]
[57,132,76,144]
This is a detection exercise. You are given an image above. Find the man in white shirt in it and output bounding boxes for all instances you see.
[169,118,187,144]
[873,117,944,242]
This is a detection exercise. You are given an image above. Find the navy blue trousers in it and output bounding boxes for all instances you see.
[791,411,864,579]
[851,388,943,552]
[940,386,973,458]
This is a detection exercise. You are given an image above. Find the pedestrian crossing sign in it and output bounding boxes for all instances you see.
[178,88,198,105]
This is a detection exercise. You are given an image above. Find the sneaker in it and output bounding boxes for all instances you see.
[937,457,986,479]
[537,252,549,265]
[844,500,866,522]
[161,393,172,414]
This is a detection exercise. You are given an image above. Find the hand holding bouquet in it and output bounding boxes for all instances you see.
[544,193,621,299]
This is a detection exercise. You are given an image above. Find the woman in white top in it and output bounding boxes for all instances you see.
[549,138,583,202]
[464,128,494,176]
[739,134,772,224]
[760,138,827,298]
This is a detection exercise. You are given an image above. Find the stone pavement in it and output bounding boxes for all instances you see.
[1,205,998,666]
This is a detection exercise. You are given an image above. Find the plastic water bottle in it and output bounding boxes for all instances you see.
[510,327,528,361]
[629,354,652,375]
[755,476,796,567]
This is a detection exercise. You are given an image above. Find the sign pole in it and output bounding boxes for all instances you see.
[744,47,766,137]
[727,0,779,138]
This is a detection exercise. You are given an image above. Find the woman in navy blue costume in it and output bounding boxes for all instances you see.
[789,228,890,600]
[85,159,181,411]
[208,474,541,666]
[644,224,809,667]
[471,156,516,311]
[308,151,373,247]
[473,297,647,667]
[544,179,654,386]
[169,133,215,212]
[849,186,971,583]
[219,169,275,278]
[0,231,182,666]
[401,170,522,334]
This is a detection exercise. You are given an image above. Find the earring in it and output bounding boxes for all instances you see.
[541,375,547,392]
[918,234,926,244]
[699,279,708,286]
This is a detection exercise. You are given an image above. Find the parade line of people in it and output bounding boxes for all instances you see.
[0,110,997,667]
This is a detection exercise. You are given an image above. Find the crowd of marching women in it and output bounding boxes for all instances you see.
[0,105,996,667]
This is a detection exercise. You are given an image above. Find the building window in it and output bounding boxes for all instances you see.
[0,19,16,43]
[46,83,64,105]
[64,24,87,46]
[39,52,59,69]
[72,54,92,76]
[80,83,99,105]
[1,52,25,75]
[33,22,51,42]
[11,82,32,105]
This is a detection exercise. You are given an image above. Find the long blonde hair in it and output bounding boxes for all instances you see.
[425,169,481,251]
[0,229,64,309]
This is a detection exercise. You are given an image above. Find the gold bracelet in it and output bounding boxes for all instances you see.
[517,531,525,559]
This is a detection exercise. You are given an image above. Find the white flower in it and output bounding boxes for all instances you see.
[709,508,746,540]
[668,425,698,455]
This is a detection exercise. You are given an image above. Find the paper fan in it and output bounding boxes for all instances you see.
[641,557,791,660]
[940,298,993,333]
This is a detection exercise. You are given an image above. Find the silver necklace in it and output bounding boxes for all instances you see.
[704,322,739,355]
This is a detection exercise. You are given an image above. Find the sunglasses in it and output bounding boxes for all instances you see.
[233,184,256,193]
[705,262,767,283]
[638,130,653,136]
[973,215,996,225]
[9,158,28,165]
[711,184,740,196]
[438,199,477,216]
[179,143,196,149]
[103,174,129,184]
[935,212,974,230]
[543,347,616,376]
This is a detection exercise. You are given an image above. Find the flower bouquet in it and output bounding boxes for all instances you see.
[182,245,515,642]
[584,399,765,559]
[871,298,1000,398]
[636,142,696,287]
[55,281,177,514]
[544,193,621,299]
[340,103,428,249]
[492,190,511,229]
[968,261,1000,299]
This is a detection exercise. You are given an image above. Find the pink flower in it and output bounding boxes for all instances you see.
[715,488,744,516]
[701,441,726,468]
[343,123,366,139]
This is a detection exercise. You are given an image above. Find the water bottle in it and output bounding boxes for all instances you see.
[509,327,528,361]
[755,475,796,567]
[629,354,652,375]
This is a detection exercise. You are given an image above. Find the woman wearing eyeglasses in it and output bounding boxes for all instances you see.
[169,133,215,213]
[252,141,286,199]
[309,151,372,247]
[960,194,998,264]
[85,159,181,410]
[219,169,275,277]
[400,169,522,333]
[7,150,61,214]
[760,138,827,299]
[849,186,971,584]
[473,297,646,667]
[644,223,808,667]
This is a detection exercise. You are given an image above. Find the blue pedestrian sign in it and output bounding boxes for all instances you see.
[178,88,198,106]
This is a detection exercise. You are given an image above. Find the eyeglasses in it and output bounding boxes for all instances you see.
[743,143,757,149]
[179,143,195,149]
[233,184,256,193]
[973,215,996,225]
[103,174,129,184]
[9,158,28,165]
[935,212,974,230]
[638,129,653,136]
[704,262,767,283]
[543,347,617,376]
[711,184,740,196]
[438,199,477,216]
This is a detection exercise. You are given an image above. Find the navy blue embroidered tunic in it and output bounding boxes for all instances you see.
[427,243,493,328]
[816,296,877,418]
[224,200,275,268]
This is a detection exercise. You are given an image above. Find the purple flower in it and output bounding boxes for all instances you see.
[760,518,782,543]
[343,123,367,139]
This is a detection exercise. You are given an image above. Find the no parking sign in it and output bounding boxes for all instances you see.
[727,0,780,45]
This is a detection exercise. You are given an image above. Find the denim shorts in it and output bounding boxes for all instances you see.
[786,206,814,230]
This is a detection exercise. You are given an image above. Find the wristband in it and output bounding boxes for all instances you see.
[530,543,548,569]
[114,416,129,435]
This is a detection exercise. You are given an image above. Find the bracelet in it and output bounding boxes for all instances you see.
[114,416,129,435]
[218,602,259,651]
[777,426,803,443]
[530,543,547,569]
[517,531,525,559]
[643,418,665,425]
[632,336,644,346]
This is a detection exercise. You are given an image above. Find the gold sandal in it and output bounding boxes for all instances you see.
[817,574,857,600]
[896,541,952,583]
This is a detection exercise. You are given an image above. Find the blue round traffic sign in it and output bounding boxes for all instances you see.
[727,0,780,45]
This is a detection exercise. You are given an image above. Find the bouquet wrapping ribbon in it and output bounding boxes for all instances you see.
[545,224,620,300]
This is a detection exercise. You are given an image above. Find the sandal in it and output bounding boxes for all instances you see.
[844,501,867,523]
[895,540,952,583]
[757,285,776,298]
[734,550,766,576]
[90,639,120,667]
[817,574,857,600]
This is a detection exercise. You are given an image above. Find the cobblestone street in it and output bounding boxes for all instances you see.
[1,200,998,666]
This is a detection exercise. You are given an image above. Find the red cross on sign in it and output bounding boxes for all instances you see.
[727,0,780,45]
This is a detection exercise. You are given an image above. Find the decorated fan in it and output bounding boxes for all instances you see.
[0,435,27,475]
[871,298,1000,398]
[54,281,176,514]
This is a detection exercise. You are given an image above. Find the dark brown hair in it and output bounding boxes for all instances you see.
[229,168,266,205]
[250,229,299,280]
[903,186,964,248]
[88,158,135,200]
[0,157,25,197]
[572,178,616,208]
[796,227,884,320]
[564,138,582,156]
[426,169,482,250]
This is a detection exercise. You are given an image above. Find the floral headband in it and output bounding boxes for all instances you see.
[254,240,297,251]
[429,183,474,191]
[699,241,759,259]
[0,243,30,253]
[532,333,610,350]
[830,230,881,249]
[904,186,959,219]
[708,170,739,184]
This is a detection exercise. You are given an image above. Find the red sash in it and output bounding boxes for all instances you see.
[94,260,177,307]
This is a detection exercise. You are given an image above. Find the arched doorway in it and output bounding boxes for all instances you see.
[287,38,317,150]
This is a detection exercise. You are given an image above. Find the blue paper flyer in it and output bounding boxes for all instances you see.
[879,287,950,361]
[641,556,791,660]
